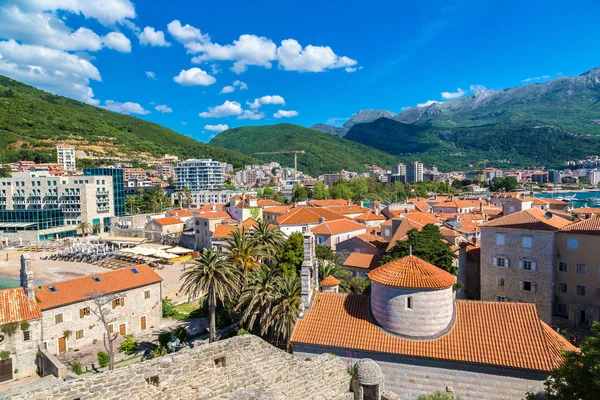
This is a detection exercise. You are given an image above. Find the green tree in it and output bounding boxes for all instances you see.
[315,244,338,264]
[225,229,265,272]
[250,220,286,259]
[0,165,11,178]
[92,222,102,235]
[382,224,458,275]
[319,261,350,292]
[261,274,302,350]
[312,181,329,200]
[329,181,353,200]
[77,222,91,236]
[291,183,308,203]
[539,321,600,400]
[236,264,281,331]
[180,249,241,343]
[262,186,275,199]
[277,232,304,277]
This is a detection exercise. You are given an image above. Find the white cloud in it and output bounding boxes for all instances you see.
[173,67,216,86]
[441,87,466,100]
[18,0,136,26]
[138,26,170,47]
[199,100,243,118]
[273,109,298,118]
[146,71,156,80]
[247,95,285,110]
[167,20,209,49]
[181,121,187,125]
[416,100,440,108]
[326,117,350,125]
[469,84,486,92]
[204,124,229,133]
[0,39,101,104]
[238,110,264,120]
[233,80,248,90]
[210,64,221,75]
[103,32,131,53]
[104,100,150,115]
[521,75,552,83]
[155,104,172,113]
[220,85,235,94]
[276,39,357,72]
[345,67,357,73]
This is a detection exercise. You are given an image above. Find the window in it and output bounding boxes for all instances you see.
[48,285,57,292]
[494,257,508,267]
[496,234,505,245]
[80,307,90,318]
[576,285,587,297]
[497,277,505,287]
[112,297,125,308]
[92,276,101,283]
[522,237,532,248]
[567,238,579,250]
[317,236,325,245]
[144,290,151,299]
[557,282,568,293]
[75,330,84,340]
[23,331,31,341]
[556,302,569,317]
[521,281,534,292]
[406,296,413,310]
[108,324,114,334]
[496,296,507,302]
[301,226,307,233]
[520,260,536,271]
[576,263,587,275]
[55,313,63,324]
[558,261,568,273]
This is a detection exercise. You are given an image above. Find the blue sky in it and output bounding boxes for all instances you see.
[1,0,599,142]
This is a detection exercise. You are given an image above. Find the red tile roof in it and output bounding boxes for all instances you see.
[483,208,571,231]
[196,204,226,212]
[0,288,42,324]
[152,217,183,226]
[167,209,194,218]
[308,199,349,207]
[343,253,381,270]
[354,210,387,221]
[353,233,388,249]
[35,265,162,310]
[320,275,341,286]
[276,207,345,226]
[195,211,231,219]
[257,199,282,207]
[368,255,455,289]
[558,217,600,235]
[292,293,577,372]
[212,224,238,239]
[311,219,366,235]
[328,205,370,216]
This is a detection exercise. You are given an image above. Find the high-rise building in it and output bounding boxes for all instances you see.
[83,168,126,217]
[175,159,226,191]
[406,162,423,183]
[548,169,561,184]
[56,145,76,171]
[392,163,406,176]
[587,169,600,186]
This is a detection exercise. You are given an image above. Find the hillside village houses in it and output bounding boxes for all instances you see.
[0,255,162,383]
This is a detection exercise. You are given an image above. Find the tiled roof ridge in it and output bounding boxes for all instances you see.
[368,255,456,289]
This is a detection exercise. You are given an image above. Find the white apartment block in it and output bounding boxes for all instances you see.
[175,159,225,191]
[56,145,76,172]
[406,162,424,183]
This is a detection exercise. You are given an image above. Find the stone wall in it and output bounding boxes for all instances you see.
[5,335,353,400]
[294,344,547,400]
[0,318,42,380]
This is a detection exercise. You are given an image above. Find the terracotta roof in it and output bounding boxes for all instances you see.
[385,219,426,251]
[195,211,231,219]
[257,199,282,207]
[196,204,226,212]
[212,224,238,239]
[0,288,42,324]
[35,265,162,310]
[558,217,600,235]
[405,212,442,225]
[328,205,370,216]
[167,209,194,218]
[343,253,381,270]
[311,219,366,235]
[354,210,387,221]
[408,198,432,212]
[308,199,349,208]
[241,218,259,229]
[533,198,568,206]
[368,255,456,289]
[152,217,184,226]
[573,207,600,215]
[482,208,571,231]
[292,293,577,372]
[263,206,293,214]
[353,233,388,249]
[276,207,345,226]
[320,275,341,286]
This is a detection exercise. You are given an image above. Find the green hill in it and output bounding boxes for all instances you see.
[0,75,258,168]
[209,123,398,176]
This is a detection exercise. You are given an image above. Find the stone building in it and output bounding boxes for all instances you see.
[311,219,367,251]
[292,254,577,399]
[480,208,571,323]
[145,217,185,237]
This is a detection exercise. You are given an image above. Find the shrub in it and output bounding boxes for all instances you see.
[162,299,176,318]
[97,351,109,368]
[1,322,19,337]
[63,330,72,339]
[304,357,312,361]
[158,331,172,349]
[237,328,250,336]
[13,369,18,374]
[20,321,30,331]
[72,361,83,375]
[417,393,464,400]
[174,326,188,343]
[0,351,10,360]
[119,335,139,355]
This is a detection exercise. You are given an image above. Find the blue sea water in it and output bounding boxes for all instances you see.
[0,275,19,289]
[535,191,600,208]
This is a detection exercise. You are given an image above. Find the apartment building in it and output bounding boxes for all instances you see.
[123,168,147,182]
[175,159,226,191]
[406,162,423,183]
[554,218,600,329]
[0,171,116,242]
[480,208,571,323]
[56,145,76,172]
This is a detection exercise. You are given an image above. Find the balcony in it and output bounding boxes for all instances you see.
[97,206,110,212]
[97,189,109,195]
[61,199,81,204]
[62,207,81,213]
[97,198,110,204]
[61,191,80,196]
[13,199,26,204]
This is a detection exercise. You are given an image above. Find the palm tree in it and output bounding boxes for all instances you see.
[236,264,281,330]
[319,261,351,292]
[180,249,241,343]
[183,187,192,210]
[224,229,266,272]
[92,222,102,235]
[261,274,302,350]
[250,220,286,259]
[77,222,91,236]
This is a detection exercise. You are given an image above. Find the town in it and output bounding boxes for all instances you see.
[0,143,599,399]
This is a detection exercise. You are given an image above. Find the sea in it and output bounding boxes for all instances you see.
[0,274,20,289]
[535,191,600,209]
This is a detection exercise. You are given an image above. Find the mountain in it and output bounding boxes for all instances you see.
[344,109,396,129]
[0,75,258,168]
[344,67,600,170]
[209,123,398,176]
[309,124,349,136]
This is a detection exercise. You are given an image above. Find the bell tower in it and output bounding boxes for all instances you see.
[300,233,319,316]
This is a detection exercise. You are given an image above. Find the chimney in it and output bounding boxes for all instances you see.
[479,202,483,214]
[211,204,216,211]
[347,199,351,206]
[455,214,460,222]
[472,236,478,246]
[318,217,326,224]
[434,193,437,200]
[20,254,35,300]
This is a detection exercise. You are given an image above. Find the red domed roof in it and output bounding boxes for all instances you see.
[320,275,341,286]
[368,255,455,289]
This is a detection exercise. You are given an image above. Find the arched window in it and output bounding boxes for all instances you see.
[406,296,413,310]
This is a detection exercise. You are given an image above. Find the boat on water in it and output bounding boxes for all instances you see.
[556,194,577,202]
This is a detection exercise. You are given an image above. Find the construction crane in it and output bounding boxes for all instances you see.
[253,150,305,175]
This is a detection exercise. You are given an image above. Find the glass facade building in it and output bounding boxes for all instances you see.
[0,208,65,232]
[83,168,126,217]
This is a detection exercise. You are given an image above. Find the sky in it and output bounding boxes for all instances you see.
[0,0,600,142]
